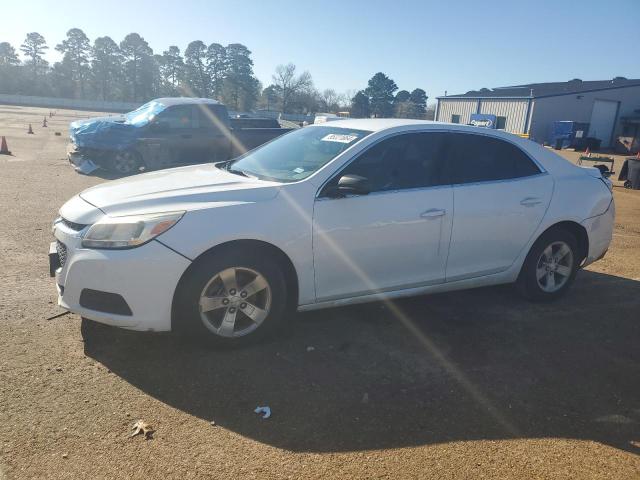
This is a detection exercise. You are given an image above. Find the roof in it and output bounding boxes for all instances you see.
[438,78,640,100]
[155,97,221,106]
[310,118,438,132]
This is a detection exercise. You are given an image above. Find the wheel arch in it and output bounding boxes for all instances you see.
[171,239,299,330]
[526,221,589,269]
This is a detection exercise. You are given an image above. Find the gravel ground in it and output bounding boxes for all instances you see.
[0,105,639,479]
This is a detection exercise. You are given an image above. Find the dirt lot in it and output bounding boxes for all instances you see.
[0,104,639,479]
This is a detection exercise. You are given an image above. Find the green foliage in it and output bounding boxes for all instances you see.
[55,28,91,97]
[364,72,397,118]
[0,42,20,66]
[119,33,154,101]
[91,36,122,100]
[351,90,370,118]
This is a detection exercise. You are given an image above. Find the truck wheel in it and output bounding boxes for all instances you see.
[517,228,579,302]
[111,150,143,175]
[173,246,289,347]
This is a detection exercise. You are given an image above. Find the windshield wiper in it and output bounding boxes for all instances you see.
[228,168,250,178]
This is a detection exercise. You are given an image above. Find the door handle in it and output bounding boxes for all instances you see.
[520,197,542,207]
[420,208,446,218]
[181,134,192,139]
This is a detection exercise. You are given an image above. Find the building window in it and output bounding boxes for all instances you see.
[451,114,460,124]
[496,116,507,129]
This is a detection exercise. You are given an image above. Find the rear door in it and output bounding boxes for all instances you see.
[197,104,233,161]
[442,132,553,282]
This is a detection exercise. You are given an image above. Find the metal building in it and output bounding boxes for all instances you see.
[435,78,640,152]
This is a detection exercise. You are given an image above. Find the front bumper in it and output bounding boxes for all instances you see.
[52,220,191,331]
[67,143,100,174]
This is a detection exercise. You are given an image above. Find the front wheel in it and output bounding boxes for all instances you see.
[110,150,143,175]
[517,228,579,301]
[173,247,289,347]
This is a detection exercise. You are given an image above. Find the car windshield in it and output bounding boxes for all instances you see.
[227,126,372,182]
[125,101,167,126]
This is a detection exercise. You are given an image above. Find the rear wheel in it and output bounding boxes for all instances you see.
[173,247,289,347]
[517,228,579,301]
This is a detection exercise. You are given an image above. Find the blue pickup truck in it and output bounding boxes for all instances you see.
[68,97,292,175]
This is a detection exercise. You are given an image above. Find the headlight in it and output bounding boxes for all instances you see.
[81,211,185,249]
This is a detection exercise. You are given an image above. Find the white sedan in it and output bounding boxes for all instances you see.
[50,119,614,346]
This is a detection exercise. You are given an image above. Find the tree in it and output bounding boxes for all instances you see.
[92,36,122,100]
[158,46,184,95]
[259,85,280,111]
[364,72,397,118]
[184,40,209,97]
[272,63,314,113]
[393,89,412,118]
[20,32,48,75]
[409,88,427,118]
[0,42,22,95]
[206,43,227,99]
[56,28,91,97]
[0,42,20,66]
[222,43,259,111]
[119,33,154,101]
[319,88,341,112]
[351,90,370,118]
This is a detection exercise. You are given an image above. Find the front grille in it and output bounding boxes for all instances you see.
[61,218,88,231]
[56,240,67,267]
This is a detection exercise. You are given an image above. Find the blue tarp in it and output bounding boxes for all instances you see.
[69,101,165,151]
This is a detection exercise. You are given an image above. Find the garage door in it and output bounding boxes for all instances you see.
[588,100,618,148]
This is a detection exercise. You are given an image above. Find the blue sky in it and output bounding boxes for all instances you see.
[4,0,640,102]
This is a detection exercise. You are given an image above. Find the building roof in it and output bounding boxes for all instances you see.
[438,77,640,100]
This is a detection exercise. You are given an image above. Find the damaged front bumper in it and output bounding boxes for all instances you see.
[67,143,101,174]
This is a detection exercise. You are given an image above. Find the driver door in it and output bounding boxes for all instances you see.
[312,132,453,302]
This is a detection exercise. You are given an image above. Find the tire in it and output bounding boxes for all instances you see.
[517,227,579,302]
[173,246,289,347]
[109,150,143,175]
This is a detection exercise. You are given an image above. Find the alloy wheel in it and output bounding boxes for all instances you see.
[113,151,139,174]
[199,267,272,338]
[535,241,574,293]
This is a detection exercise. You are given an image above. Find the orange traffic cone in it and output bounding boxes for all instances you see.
[42,117,48,127]
[27,124,34,134]
[0,136,11,155]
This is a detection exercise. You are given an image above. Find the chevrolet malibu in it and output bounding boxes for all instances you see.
[50,119,615,346]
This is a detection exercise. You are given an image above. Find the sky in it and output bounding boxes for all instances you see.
[3,0,640,103]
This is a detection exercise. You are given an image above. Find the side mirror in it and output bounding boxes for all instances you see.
[325,174,371,197]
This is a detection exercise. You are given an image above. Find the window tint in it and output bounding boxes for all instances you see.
[158,105,193,129]
[334,132,447,193]
[443,133,540,184]
[198,105,228,131]
[451,114,460,124]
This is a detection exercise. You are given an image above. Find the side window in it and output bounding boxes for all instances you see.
[496,116,507,129]
[332,132,446,193]
[443,133,540,184]
[451,114,460,124]
[158,105,194,129]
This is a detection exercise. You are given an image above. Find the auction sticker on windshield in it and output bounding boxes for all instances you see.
[321,133,359,143]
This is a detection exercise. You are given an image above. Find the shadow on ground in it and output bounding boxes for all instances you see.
[83,270,640,453]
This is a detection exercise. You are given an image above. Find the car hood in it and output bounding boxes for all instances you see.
[79,163,280,216]
[69,115,138,151]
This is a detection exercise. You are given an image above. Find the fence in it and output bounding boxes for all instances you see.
[0,94,141,113]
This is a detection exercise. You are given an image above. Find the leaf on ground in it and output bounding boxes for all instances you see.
[130,420,155,440]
